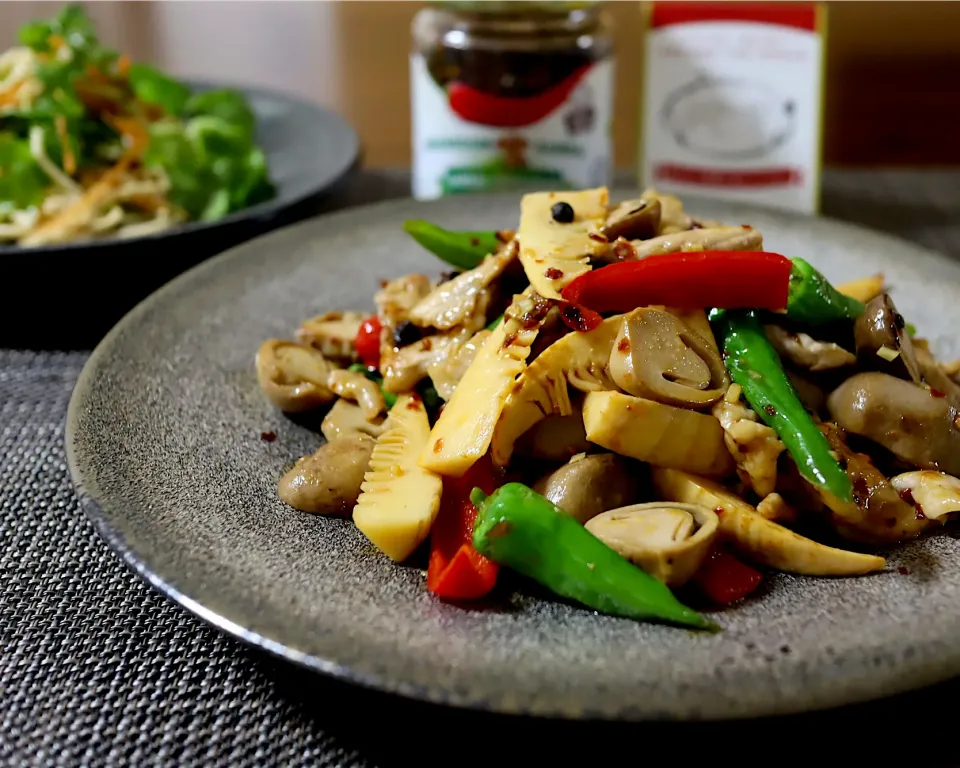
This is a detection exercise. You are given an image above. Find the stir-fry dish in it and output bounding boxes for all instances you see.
[0,6,274,246]
[256,186,960,630]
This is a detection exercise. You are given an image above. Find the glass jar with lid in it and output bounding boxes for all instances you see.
[410,1,614,200]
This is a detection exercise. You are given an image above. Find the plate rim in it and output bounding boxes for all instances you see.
[0,79,361,256]
[65,192,960,721]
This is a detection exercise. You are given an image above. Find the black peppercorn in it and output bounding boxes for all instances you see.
[551,201,574,223]
[393,320,421,347]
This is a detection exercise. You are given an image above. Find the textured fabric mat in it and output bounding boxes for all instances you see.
[4,171,960,767]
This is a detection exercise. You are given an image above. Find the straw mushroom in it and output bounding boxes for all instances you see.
[256,339,336,413]
[608,308,729,409]
[853,293,921,382]
[296,311,365,362]
[889,471,960,521]
[532,453,642,525]
[585,502,719,588]
[321,399,386,442]
[601,198,661,242]
[327,369,386,422]
[278,433,375,514]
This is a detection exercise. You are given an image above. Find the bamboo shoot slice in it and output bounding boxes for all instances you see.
[517,187,609,299]
[418,320,530,476]
[651,468,886,576]
[353,395,443,561]
[490,314,622,466]
[582,391,734,477]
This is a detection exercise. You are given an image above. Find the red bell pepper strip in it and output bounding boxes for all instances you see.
[561,251,793,316]
[446,66,590,128]
[427,456,502,600]
[354,315,382,369]
[693,548,763,606]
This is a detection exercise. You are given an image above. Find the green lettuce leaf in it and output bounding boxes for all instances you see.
[127,63,191,116]
[0,134,48,208]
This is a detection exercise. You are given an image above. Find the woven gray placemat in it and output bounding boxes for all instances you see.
[4,170,960,767]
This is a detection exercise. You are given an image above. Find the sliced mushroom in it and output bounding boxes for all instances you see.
[409,240,516,331]
[296,311,364,363]
[382,331,465,394]
[817,422,932,544]
[915,345,960,409]
[601,198,661,242]
[585,502,719,588]
[278,433,375,514]
[256,339,336,413]
[375,273,433,326]
[321,399,386,442]
[639,189,695,234]
[533,453,642,525]
[712,385,785,497]
[666,307,719,353]
[426,329,491,401]
[631,226,762,259]
[890,471,960,521]
[327,369,386,422]
[827,372,960,477]
[764,325,856,372]
[853,293,921,383]
[515,400,592,462]
[375,273,433,367]
[609,307,729,409]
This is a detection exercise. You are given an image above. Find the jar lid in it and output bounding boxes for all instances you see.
[434,1,602,14]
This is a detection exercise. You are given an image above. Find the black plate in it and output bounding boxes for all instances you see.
[2,81,360,350]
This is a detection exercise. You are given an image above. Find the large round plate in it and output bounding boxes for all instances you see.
[3,81,359,349]
[66,193,960,720]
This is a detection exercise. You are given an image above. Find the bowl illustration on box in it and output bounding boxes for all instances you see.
[660,77,796,161]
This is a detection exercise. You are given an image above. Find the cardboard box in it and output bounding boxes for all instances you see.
[639,2,827,214]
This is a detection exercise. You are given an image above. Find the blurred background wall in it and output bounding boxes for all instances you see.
[3,1,958,168]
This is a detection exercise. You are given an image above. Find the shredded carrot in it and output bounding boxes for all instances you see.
[0,81,24,108]
[85,64,108,83]
[20,154,134,246]
[54,115,77,175]
[21,114,150,246]
[104,114,150,157]
[116,55,131,78]
[126,193,167,213]
[47,34,64,51]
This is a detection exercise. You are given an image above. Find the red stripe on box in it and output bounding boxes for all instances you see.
[649,2,818,32]
[655,164,804,187]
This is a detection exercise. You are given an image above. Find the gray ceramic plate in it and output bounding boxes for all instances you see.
[66,193,960,721]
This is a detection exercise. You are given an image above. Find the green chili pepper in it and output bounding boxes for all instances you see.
[417,381,442,411]
[403,220,500,271]
[787,258,865,323]
[347,363,398,408]
[486,314,503,331]
[471,484,717,631]
[710,309,853,502]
